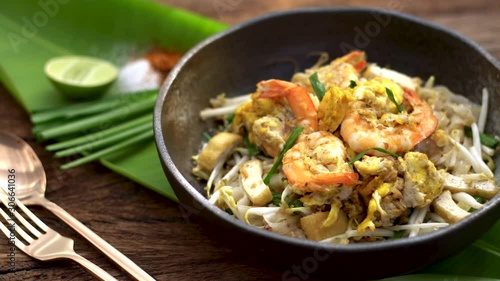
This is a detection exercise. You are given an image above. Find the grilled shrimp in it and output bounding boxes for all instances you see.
[232,79,318,157]
[282,131,359,193]
[340,83,438,155]
[258,79,318,132]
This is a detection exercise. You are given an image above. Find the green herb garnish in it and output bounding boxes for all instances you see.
[45,114,152,151]
[385,87,404,113]
[349,80,357,89]
[309,72,327,101]
[60,129,154,170]
[269,192,282,206]
[31,90,157,124]
[226,113,235,124]
[34,92,158,141]
[348,147,399,165]
[464,126,499,149]
[54,121,152,157]
[31,90,160,169]
[288,199,303,208]
[202,132,212,142]
[264,126,304,184]
[225,208,234,215]
[244,133,260,156]
[470,196,485,213]
[392,230,404,239]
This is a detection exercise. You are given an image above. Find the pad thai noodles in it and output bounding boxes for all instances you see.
[192,51,499,243]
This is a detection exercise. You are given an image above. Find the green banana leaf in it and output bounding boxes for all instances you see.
[0,1,499,279]
[0,0,228,199]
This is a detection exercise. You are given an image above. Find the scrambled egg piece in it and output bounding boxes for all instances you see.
[358,182,392,232]
[251,116,286,157]
[401,152,444,208]
[232,95,278,134]
[352,78,404,115]
[318,86,352,132]
[354,155,397,179]
[357,176,406,232]
[232,92,295,157]
[355,152,444,232]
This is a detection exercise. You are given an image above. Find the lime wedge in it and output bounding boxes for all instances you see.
[45,56,118,100]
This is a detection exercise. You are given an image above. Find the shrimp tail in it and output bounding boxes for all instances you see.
[404,87,438,144]
[336,51,367,72]
[258,79,318,131]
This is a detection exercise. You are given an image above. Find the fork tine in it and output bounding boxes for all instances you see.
[0,212,14,239]
[0,195,44,239]
[0,207,32,245]
[12,196,49,232]
[0,186,49,233]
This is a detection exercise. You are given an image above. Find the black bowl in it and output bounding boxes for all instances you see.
[154,7,500,280]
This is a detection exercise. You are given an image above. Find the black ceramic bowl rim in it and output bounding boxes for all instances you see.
[154,7,500,255]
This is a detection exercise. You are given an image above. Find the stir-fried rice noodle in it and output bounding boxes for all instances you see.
[192,51,499,243]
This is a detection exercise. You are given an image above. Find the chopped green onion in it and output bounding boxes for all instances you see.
[349,80,357,89]
[385,87,404,113]
[264,126,304,184]
[391,230,404,239]
[464,126,499,149]
[288,199,303,208]
[226,113,235,124]
[202,132,212,142]
[348,147,399,165]
[269,192,282,206]
[225,208,234,215]
[470,196,485,213]
[309,72,327,101]
[244,133,260,156]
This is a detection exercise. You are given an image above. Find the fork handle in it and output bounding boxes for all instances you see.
[67,252,118,281]
[34,197,155,281]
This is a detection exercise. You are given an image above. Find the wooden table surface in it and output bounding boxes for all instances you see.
[0,1,498,280]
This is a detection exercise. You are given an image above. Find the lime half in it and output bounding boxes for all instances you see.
[45,56,118,100]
